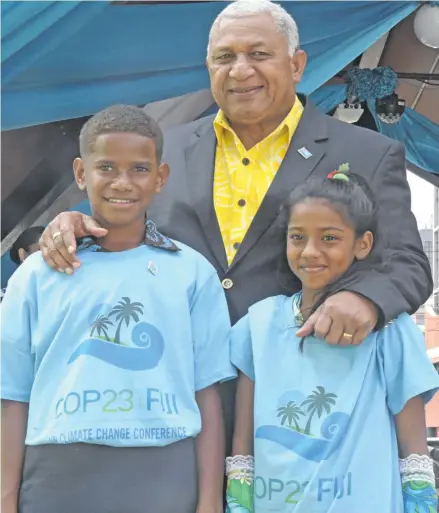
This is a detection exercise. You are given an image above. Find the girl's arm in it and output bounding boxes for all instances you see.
[1,400,29,513]
[232,373,254,455]
[395,396,430,457]
[394,395,438,512]
[226,373,255,513]
[195,384,225,513]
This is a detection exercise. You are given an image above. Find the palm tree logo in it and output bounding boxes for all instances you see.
[109,297,144,345]
[89,314,113,342]
[301,386,337,436]
[276,401,305,432]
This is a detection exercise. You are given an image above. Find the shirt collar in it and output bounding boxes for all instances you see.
[213,95,304,148]
[77,220,180,253]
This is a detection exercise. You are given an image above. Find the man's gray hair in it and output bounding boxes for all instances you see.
[207,0,299,57]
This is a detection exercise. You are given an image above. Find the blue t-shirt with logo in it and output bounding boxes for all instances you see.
[231,293,439,513]
[1,226,236,448]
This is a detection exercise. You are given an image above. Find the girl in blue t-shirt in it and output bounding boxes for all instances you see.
[226,170,439,513]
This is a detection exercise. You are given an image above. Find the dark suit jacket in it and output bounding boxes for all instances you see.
[150,97,432,326]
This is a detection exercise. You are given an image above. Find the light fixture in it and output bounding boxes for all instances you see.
[333,98,364,124]
[375,93,405,124]
[414,4,439,49]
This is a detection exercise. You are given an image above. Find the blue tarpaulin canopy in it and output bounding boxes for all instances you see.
[1,1,418,130]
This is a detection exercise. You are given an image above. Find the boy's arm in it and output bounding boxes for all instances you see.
[395,396,438,512]
[1,261,39,513]
[195,384,225,513]
[1,401,29,513]
[225,373,255,513]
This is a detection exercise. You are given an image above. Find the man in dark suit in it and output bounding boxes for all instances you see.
[39,0,431,443]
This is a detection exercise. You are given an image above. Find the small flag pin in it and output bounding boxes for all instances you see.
[298,147,313,159]
[148,261,158,275]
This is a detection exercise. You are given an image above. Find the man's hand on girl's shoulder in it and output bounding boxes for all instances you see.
[296,291,378,345]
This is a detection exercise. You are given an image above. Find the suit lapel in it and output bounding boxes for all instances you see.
[185,123,228,272]
[229,101,329,271]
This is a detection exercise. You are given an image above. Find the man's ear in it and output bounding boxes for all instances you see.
[290,49,307,84]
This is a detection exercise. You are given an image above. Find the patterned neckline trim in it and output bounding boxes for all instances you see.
[292,292,304,327]
[76,220,180,253]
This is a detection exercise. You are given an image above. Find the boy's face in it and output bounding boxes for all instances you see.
[73,132,168,229]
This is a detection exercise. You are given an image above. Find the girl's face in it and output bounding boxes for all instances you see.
[286,199,373,294]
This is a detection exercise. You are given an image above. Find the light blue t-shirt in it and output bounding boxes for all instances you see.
[1,228,236,448]
[231,293,439,513]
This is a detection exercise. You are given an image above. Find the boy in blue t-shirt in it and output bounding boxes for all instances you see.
[1,105,236,513]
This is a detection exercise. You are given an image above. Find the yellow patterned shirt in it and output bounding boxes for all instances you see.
[213,97,304,264]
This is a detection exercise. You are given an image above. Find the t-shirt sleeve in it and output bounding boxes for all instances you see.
[1,262,37,403]
[191,273,237,391]
[378,313,439,415]
[231,313,255,381]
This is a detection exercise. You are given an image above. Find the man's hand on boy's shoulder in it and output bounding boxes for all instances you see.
[39,212,107,274]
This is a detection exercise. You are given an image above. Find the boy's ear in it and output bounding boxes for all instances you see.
[73,158,86,191]
[156,163,170,192]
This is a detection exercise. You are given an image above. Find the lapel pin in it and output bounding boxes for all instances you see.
[148,261,158,275]
[298,147,313,160]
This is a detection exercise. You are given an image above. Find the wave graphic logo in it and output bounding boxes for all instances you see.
[256,386,349,462]
[68,297,164,371]
[256,412,349,462]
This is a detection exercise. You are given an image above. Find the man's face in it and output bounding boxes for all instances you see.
[207,13,306,126]
[73,132,168,229]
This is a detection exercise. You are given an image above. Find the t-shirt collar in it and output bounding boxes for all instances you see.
[76,220,180,253]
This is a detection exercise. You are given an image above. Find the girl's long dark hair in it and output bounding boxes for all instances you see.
[278,173,383,335]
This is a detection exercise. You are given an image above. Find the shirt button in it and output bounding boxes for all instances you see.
[238,199,246,207]
[222,278,234,290]
[233,242,240,250]
[242,157,250,166]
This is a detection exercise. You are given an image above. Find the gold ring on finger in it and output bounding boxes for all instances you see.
[52,231,63,241]
[342,332,353,339]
